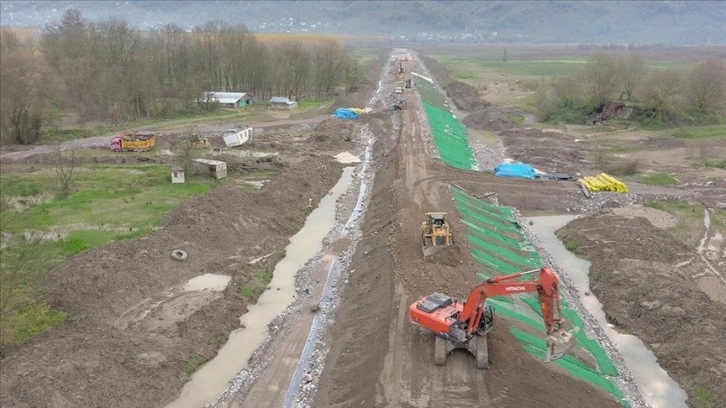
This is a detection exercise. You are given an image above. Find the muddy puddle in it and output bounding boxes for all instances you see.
[183,273,232,292]
[166,166,356,408]
[527,215,688,408]
[214,149,278,158]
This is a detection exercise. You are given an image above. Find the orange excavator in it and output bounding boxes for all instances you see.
[408,267,575,368]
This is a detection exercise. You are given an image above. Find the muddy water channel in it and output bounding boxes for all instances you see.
[167,167,356,408]
[528,215,688,408]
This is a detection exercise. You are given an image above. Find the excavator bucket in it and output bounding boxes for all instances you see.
[544,329,576,362]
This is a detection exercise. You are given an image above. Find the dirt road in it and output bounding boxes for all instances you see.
[0,117,325,161]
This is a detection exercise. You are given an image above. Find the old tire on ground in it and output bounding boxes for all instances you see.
[475,335,489,369]
[171,249,188,261]
[434,336,447,366]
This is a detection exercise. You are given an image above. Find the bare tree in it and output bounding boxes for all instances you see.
[619,54,645,101]
[41,9,102,122]
[582,53,620,105]
[341,54,361,94]
[8,104,43,144]
[642,69,683,115]
[55,147,79,199]
[0,29,45,145]
[311,39,346,98]
[274,41,311,99]
[192,21,224,91]
[687,59,726,113]
[243,41,269,100]
[176,131,198,178]
[31,10,362,126]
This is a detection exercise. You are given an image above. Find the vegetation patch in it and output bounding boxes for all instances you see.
[639,172,677,186]
[691,386,724,408]
[564,240,579,251]
[670,125,726,139]
[182,353,210,376]
[702,159,726,169]
[0,164,219,352]
[644,199,705,246]
[433,55,588,78]
[238,250,284,302]
[506,113,525,124]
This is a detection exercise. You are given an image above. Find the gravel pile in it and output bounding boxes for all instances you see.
[472,141,507,173]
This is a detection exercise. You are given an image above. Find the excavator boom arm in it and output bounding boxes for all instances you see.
[458,268,565,336]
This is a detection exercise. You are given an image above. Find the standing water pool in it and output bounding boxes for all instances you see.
[527,215,688,408]
[166,167,356,408]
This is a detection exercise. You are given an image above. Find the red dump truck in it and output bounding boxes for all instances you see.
[109,133,156,152]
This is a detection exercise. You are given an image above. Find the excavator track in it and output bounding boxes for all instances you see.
[475,335,489,369]
[434,336,447,366]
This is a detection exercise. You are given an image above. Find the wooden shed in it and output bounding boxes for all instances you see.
[194,159,227,179]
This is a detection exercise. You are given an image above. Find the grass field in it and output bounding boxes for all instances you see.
[0,164,227,353]
[430,53,690,83]
[670,125,726,139]
[644,199,708,247]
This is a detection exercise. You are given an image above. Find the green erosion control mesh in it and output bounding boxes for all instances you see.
[422,102,477,170]
[453,187,627,407]
[416,85,628,406]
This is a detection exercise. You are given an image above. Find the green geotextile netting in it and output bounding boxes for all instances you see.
[416,79,627,406]
[452,187,628,407]
[422,102,477,170]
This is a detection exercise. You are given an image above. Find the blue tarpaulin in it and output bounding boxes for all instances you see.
[332,108,359,119]
[494,162,536,179]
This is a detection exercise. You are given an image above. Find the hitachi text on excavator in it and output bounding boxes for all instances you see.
[408,267,576,368]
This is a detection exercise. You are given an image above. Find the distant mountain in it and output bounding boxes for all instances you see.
[1,0,725,44]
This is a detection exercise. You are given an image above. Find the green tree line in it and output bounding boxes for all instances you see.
[532,53,726,127]
[0,9,363,144]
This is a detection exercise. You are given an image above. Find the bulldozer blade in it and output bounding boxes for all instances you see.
[544,330,575,362]
[422,244,461,266]
[422,245,447,258]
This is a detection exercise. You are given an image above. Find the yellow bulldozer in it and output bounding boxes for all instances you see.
[421,212,454,258]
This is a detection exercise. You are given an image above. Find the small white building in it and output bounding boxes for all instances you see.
[171,165,185,184]
[194,159,227,179]
[223,126,253,147]
[200,92,254,108]
[269,96,298,110]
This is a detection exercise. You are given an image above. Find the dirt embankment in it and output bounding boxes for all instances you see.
[498,128,589,175]
[0,154,346,408]
[557,210,726,404]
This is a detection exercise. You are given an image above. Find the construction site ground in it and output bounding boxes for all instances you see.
[1,47,725,408]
